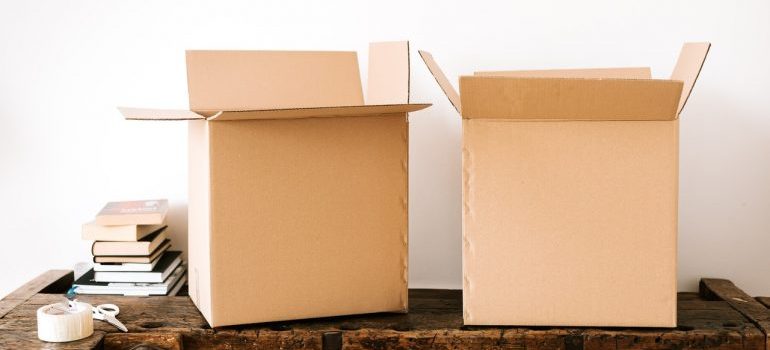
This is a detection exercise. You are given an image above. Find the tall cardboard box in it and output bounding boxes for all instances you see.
[120,42,430,327]
[420,43,710,327]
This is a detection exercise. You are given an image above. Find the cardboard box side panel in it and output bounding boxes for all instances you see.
[474,67,652,79]
[459,77,683,120]
[463,120,678,327]
[208,115,408,326]
[186,51,364,111]
[187,120,214,326]
[418,51,461,113]
[670,42,711,115]
[367,41,410,105]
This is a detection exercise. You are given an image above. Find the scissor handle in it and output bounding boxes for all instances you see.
[95,303,120,316]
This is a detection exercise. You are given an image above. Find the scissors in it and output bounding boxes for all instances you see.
[92,304,128,332]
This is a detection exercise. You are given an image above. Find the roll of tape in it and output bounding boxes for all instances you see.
[37,301,94,342]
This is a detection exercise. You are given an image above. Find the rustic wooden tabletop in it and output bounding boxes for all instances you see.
[1,270,769,349]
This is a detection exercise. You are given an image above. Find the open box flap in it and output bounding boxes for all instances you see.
[460,76,683,120]
[418,50,461,114]
[186,50,364,111]
[474,67,652,79]
[670,42,711,116]
[118,107,208,121]
[206,103,431,121]
[367,41,410,104]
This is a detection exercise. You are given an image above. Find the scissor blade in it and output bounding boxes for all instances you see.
[105,314,128,332]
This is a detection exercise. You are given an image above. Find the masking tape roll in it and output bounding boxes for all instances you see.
[37,302,94,342]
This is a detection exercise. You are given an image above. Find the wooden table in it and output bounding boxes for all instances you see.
[2,271,770,349]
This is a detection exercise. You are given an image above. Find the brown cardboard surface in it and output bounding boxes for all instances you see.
[124,41,427,326]
[462,119,678,327]
[475,67,652,79]
[367,41,410,104]
[186,50,364,111]
[671,42,711,115]
[205,103,429,121]
[418,51,461,113]
[207,114,408,326]
[420,42,708,327]
[459,76,683,120]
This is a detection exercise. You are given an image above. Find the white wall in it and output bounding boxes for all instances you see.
[2,0,769,298]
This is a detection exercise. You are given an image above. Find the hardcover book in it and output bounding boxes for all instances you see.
[82,222,166,242]
[91,228,168,256]
[94,251,182,283]
[95,199,169,226]
[92,239,171,263]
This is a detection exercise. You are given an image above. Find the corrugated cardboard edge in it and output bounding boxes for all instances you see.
[461,120,472,323]
[474,67,652,79]
[118,107,206,120]
[418,50,461,114]
[187,120,214,326]
[670,42,711,116]
[205,104,430,121]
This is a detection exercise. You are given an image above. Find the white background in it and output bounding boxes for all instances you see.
[1,0,769,298]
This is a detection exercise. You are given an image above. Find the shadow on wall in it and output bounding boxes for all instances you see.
[165,202,189,261]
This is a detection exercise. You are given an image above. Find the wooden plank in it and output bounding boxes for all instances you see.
[0,271,766,350]
[104,332,183,350]
[0,270,73,319]
[0,329,105,350]
[0,290,763,350]
[701,278,770,350]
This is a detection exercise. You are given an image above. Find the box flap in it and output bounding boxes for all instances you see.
[118,107,207,120]
[367,41,410,104]
[475,67,652,79]
[418,50,461,114]
[206,103,431,121]
[186,50,364,111]
[670,42,710,116]
[460,77,683,120]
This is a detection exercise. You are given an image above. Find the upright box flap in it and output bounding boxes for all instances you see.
[118,107,207,120]
[475,67,652,79]
[367,41,410,104]
[186,50,364,111]
[418,51,461,114]
[460,77,683,120]
[206,103,430,121]
[670,42,710,115]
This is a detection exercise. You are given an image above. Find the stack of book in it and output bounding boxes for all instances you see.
[74,199,187,296]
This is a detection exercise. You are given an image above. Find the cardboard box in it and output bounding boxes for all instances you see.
[420,43,710,327]
[119,41,430,327]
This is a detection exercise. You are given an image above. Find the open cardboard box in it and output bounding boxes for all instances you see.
[120,41,430,327]
[420,43,710,327]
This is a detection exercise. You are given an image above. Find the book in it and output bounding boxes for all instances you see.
[94,254,162,272]
[167,272,187,296]
[91,227,168,256]
[93,239,170,263]
[82,222,166,242]
[95,199,169,226]
[74,265,186,296]
[94,251,182,283]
